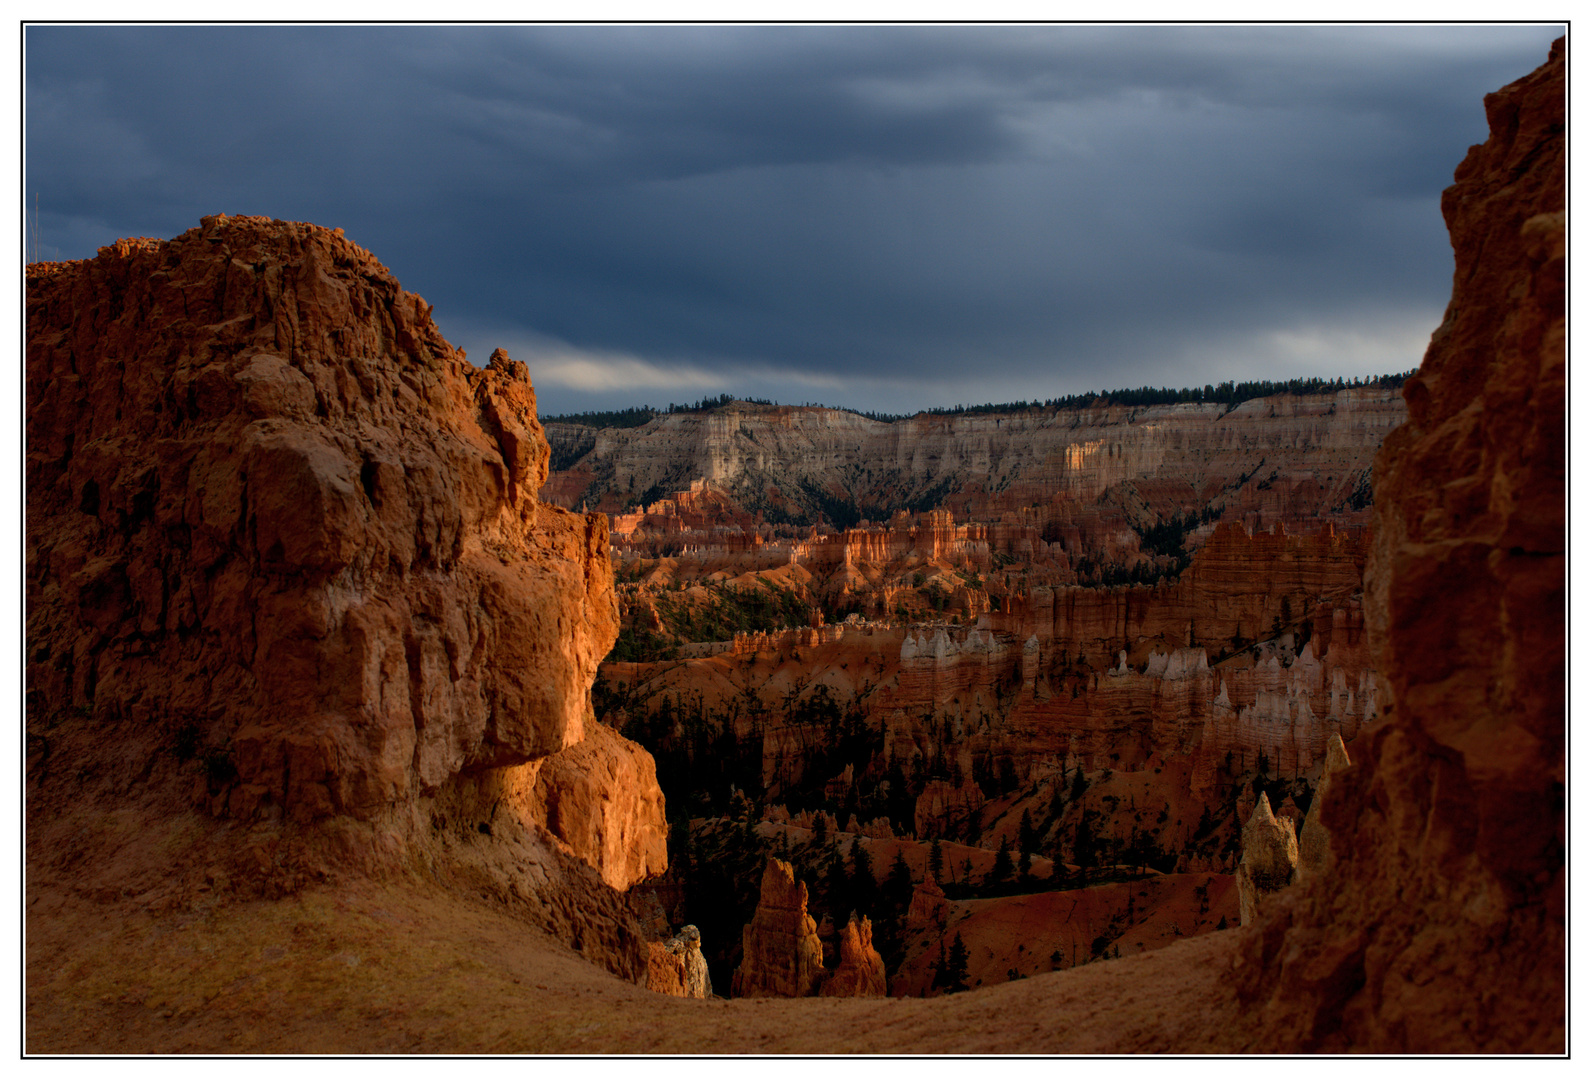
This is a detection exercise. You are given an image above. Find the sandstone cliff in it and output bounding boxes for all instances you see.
[544,390,1403,535]
[1234,38,1565,1051]
[26,215,667,980]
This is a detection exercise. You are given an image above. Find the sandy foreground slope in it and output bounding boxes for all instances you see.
[26,869,1244,1055]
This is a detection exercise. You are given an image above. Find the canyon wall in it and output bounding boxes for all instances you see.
[544,390,1404,535]
[1235,37,1565,1051]
[26,216,668,976]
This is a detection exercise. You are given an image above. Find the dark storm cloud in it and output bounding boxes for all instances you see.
[24,23,1563,413]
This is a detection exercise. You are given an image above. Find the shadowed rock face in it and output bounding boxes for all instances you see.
[1297,734,1351,879]
[1235,38,1565,1053]
[26,215,619,822]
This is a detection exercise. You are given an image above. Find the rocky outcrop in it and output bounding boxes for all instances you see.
[819,914,887,998]
[25,215,667,979]
[906,874,949,930]
[27,215,618,818]
[647,925,712,998]
[731,859,827,998]
[1235,39,1565,1052]
[1236,793,1298,926]
[515,720,668,891]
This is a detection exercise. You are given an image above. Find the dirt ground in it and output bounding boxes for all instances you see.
[26,870,1250,1054]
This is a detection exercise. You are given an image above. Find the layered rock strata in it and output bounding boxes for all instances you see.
[1235,38,1565,1052]
[545,391,1404,534]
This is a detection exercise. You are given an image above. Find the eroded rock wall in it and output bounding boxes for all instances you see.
[26,215,669,979]
[27,216,620,820]
[1234,38,1565,1052]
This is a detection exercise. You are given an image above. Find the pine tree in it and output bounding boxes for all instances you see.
[824,843,851,917]
[1074,815,1096,870]
[1018,808,1037,854]
[987,834,1014,888]
[928,838,944,882]
[850,838,878,916]
[886,849,914,913]
[943,932,970,993]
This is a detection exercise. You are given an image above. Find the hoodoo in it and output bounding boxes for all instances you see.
[731,859,827,998]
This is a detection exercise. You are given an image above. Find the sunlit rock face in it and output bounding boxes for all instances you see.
[26,215,620,819]
[26,215,670,982]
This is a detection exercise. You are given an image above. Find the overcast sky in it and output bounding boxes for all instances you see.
[24,23,1563,415]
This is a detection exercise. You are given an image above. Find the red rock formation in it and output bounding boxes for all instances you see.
[26,215,667,978]
[913,777,987,840]
[514,721,668,891]
[819,914,887,997]
[1235,39,1564,1051]
[614,516,1380,860]
[646,924,712,998]
[27,215,617,817]
[906,874,949,930]
[891,871,1240,997]
[1236,793,1298,926]
[730,859,826,998]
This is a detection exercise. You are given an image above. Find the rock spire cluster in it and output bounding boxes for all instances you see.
[732,858,887,999]
[731,859,828,998]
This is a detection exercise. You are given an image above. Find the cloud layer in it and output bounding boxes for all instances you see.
[24,24,1562,414]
